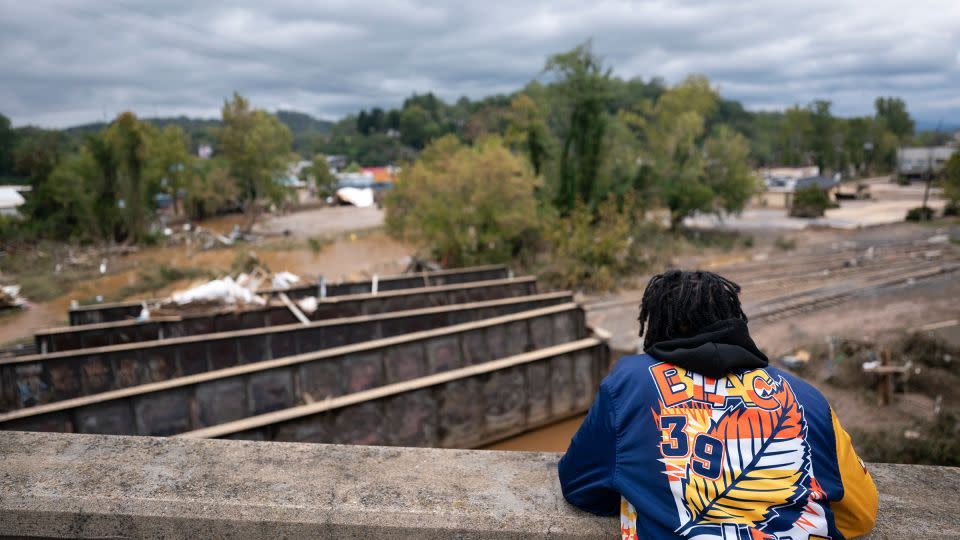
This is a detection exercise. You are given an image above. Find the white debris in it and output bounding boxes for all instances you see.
[0,285,27,309]
[927,234,949,244]
[297,296,318,314]
[862,360,881,371]
[336,187,375,208]
[271,271,302,290]
[170,277,266,306]
[137,303,150,321]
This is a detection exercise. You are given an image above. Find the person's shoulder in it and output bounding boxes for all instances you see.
[764,365,831,410]
[601,353,659,391]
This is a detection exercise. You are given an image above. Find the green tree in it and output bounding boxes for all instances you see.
[183,158,240,220]
[779,106,812,166]
[808,100,834,173]
[875,97,914,141]
[106,112,151,242]
[219,92,293,230]
[385,135,541,266]
[943,152,960,204]
[0,113,15,178]
[144,125,191,214]
[633,78,758,227]
[504,94,553,177]
[703,126,761,215]
[545,41,612,213]
[399,104,440,149]
[37,150,100,240]
[303,153,338,196]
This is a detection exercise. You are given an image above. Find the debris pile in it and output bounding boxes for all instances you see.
[138,268,306,318]
[0,285,27,310]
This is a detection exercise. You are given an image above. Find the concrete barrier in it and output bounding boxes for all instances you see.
[44,276,535,351]
[0,431,956,539]
[67,265,510,325]
[0,304,587,436]
[181,338,607,448]
[3,292,572,412]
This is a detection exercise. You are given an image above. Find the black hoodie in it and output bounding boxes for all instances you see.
[644,318,768,377]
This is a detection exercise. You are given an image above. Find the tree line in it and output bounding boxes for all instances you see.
[382,42,956,289]
[0,94,297,243]
[0,40,948,248]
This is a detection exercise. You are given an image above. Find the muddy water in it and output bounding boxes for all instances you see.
[0,229,414,345]
[482,414,585,452]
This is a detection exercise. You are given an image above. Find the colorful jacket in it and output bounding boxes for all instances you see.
[558,320,878,539]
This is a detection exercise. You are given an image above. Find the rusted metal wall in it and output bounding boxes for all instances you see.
[190,339,608,449]
[67,266,510,326]
[3,292,570,412]
[44,277,535,352]
[0,306,586,437]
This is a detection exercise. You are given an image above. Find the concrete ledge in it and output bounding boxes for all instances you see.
[1,431,959,539]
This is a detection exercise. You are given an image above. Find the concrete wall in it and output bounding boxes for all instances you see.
[1,431,957,539]
[67,265,510,325]
[0,305,588,437]
[47,277,536,350]
[5,293,571,412]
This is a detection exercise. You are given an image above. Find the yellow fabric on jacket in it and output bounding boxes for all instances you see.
[830,408,879,538]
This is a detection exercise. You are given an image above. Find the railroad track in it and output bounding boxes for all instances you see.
[585,238,959,325]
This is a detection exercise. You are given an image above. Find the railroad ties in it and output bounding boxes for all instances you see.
[1,266,610,450]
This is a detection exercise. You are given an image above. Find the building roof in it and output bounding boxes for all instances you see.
[795,176,840,191]
[0,187,26,209]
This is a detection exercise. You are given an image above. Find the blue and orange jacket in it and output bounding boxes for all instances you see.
[558,320,878,539]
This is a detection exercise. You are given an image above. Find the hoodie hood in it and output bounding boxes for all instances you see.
[645,318,768,378]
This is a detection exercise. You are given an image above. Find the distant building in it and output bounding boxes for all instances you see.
[897,146,957,179]
[754,175,840,210]
[325,155,348,171]
[760,166,820,184]
[0,186,28,218]
[197,144,214,159]
[360,166,399,184]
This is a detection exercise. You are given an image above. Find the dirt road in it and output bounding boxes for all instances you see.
[254,206,385,237]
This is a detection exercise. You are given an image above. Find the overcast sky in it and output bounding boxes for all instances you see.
[2,0,959,128]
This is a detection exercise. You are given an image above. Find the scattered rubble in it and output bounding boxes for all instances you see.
[0,285,27,310]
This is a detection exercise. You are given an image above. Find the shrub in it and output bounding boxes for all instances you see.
[539,194,643,291]
[789,186,831,218]
[905,206,934,222]
[385,135,542,266]
[943,200,958,217]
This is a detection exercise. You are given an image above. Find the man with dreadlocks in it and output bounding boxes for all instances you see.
[559,270,877,539]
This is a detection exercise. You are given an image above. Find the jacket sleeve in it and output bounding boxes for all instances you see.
[830,408,878,538]
[557,383,619,516]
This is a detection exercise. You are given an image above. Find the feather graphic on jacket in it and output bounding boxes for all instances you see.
[678,380,810,533]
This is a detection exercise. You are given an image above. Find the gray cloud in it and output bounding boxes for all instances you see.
[1,0,958,127]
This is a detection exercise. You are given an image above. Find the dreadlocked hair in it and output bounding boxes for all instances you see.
[638,269,747,350]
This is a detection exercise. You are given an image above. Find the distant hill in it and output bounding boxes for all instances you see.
[275,110,333,134]
[65,110,332,138]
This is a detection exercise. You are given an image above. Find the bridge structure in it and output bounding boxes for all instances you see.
[1,266,611,450]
